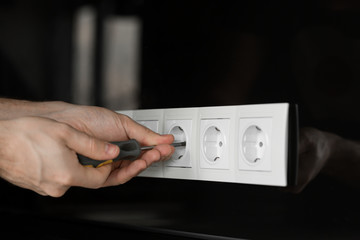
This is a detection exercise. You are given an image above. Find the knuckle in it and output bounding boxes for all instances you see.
[139,160,148,170]
[87,137,97,154]
[56,122,73,138]
[52,171,74,187]
[92,182,104,189]
[118,114,131,127]
[42,183,68,198]
[48,188,67,198]
[120,114,131,122]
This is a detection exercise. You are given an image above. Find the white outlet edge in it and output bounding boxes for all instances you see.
[117,103,290,187]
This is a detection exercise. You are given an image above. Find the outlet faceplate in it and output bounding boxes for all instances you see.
[238,118,272,171]
[165,119,192,168]
[200,119,230,169]
[116,103,295,187]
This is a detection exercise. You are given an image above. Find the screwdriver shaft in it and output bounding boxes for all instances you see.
[140,141,186,151]
[171,141,186,148]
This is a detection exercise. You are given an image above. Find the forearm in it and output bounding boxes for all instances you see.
[0,98,71,120]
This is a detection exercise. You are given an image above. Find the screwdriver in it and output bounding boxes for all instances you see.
[78,139,186,168]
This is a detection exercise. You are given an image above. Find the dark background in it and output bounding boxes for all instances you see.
[1,0,360,239]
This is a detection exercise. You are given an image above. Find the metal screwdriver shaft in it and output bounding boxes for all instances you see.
[140,141,186,151]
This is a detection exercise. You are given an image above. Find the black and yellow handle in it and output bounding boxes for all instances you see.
[77,139,142,168]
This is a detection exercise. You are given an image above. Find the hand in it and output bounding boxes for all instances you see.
[0,99,175,165]
[41,103,175,187]
[0,111,174,197]
[0,116,121,197]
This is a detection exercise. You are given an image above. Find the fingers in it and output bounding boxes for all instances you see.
[62,124,120,161]
[137,143,175,166]
[77,164,113,189]
[52,124,121,190]
[103,144,174,186]
[57,118,173,189]
[96,115,176,186]
[51,114,175,191]
[120,115,174,146]
[104,160,148,186]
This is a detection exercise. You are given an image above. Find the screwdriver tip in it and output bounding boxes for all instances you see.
[172,141,186,147]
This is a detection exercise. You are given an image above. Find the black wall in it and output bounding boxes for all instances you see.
[1,1,360,239]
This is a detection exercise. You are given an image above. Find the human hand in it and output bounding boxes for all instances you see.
[41,103,175,187]
[0,113,174,197]
[0,116,122,197]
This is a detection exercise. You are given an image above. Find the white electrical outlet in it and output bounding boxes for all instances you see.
[165,119,192,168]
[197,106,237,182]
[234,104,290,186]
[238,117,272,171]
[200,118,230,170]
[162,108,198,180]
[115,103,296,187]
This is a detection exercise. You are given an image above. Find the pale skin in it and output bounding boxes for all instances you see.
[0,98,174,197]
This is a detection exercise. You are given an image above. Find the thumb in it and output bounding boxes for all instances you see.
[63,127,119,161]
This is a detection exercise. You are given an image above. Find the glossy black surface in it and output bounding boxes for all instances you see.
[1,175,360,239]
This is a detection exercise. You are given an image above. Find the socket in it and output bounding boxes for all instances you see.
[200,119,230,169]
[238,117,272,171]
[165,119,192,168]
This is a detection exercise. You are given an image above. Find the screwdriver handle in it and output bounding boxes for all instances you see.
[78,139,142,168]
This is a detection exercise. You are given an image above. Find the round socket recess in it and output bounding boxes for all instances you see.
[169,126,186,160]
[242,125,266,165]
[202,126,224,163]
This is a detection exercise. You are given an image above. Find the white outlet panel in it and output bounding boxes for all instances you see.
[117,103,297,187]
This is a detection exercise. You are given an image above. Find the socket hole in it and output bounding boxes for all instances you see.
[202,126,225,163]
[169,126,186,161]
[242,125,266,165]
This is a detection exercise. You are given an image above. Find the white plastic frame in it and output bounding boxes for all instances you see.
[116,103,290,187]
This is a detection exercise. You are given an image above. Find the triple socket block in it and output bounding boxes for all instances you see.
[117,103,298,187]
